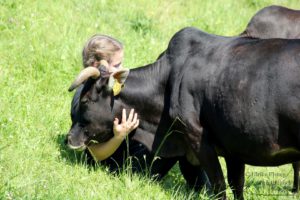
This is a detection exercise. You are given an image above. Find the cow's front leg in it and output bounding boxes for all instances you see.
[178,156,211,191]
[147,155,178,180]
[225,157,245,200]
[197,137,226,199]
[184,121,226,199]
[292,162,300,193]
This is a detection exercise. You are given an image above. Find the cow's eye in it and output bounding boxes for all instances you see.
[84,129,89,136]
[81,96,89,104]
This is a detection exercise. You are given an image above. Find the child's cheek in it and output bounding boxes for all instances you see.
[109,66,118,73]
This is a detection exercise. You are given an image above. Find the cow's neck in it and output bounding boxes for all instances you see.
[114,55,169,119]
[112,56,170,149]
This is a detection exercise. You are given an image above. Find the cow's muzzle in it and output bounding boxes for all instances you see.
[67,133,87,151]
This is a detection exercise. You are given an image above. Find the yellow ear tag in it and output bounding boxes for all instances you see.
[112,81,123,96]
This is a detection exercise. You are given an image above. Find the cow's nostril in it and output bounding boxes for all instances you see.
[64,135,68,145]
[66,134,73,144]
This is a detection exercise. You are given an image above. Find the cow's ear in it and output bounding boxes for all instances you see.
[108,68,130,88]
[113,68,130,84]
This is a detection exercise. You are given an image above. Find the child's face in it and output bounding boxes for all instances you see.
[108,50,123,73]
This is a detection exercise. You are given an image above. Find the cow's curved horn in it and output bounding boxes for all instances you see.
[68,67,100,91]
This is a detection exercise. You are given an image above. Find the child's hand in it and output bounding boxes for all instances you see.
[113,109,139,140]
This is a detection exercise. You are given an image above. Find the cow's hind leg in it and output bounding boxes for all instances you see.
[225,157,245,200]
[178,156,211,191]
[292,162,300,193]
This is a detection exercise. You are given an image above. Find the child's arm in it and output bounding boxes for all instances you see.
[87,109,139,161]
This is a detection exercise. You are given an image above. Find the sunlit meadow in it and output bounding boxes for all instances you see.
[1,0,300,199]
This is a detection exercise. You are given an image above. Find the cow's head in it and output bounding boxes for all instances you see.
[67,64,129,150]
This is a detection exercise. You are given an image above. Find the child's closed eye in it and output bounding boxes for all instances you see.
[113,62,121,68]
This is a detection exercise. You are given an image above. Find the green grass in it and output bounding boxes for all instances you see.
[1,0,300,199]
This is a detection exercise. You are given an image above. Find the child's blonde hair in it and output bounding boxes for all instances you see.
[82,34,123,68]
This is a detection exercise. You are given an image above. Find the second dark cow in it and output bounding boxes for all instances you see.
[241,5,300,193]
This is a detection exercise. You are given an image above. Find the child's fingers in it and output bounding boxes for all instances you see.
[128,113,138,128]
[133,119,139,129]
[127,109,134,122]
[132,113,138,123]
[122,109,126,124]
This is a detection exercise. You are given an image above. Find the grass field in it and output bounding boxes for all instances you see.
[1,0,300,199]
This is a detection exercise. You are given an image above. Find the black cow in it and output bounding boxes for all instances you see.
[240,5,300,193]
[67,25,300,199]
[67,56,209,190]
[241,5,300,39]
[146,27,300,199]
